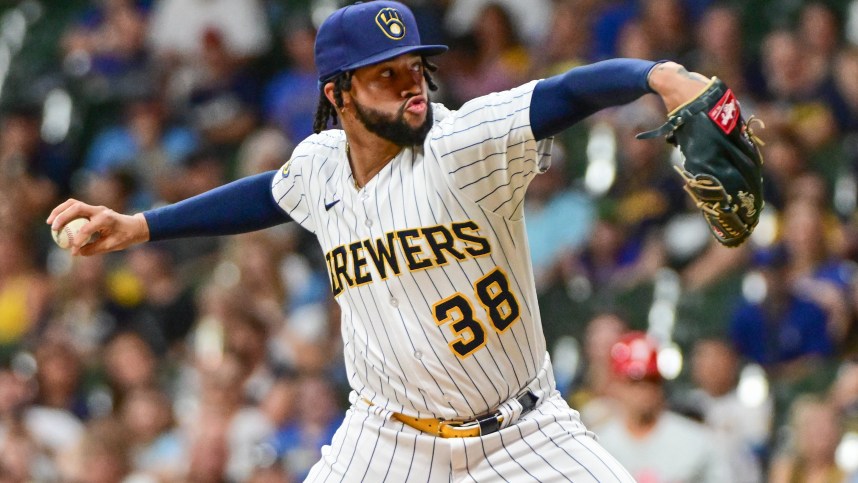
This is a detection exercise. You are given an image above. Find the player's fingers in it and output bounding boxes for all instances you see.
[76,234,108,257]
[68,209,115,253]
[47,198,81,225]
[50,203,104,232]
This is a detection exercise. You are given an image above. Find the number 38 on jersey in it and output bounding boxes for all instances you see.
[432,267,521,359]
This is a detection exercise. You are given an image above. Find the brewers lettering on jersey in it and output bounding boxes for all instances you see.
[48,1,726,481]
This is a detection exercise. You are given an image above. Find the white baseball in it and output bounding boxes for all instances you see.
[52,218,93,249]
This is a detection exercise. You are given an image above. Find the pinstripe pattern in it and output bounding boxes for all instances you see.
[273,81,633,481]
[305,358,634,482]
[271,81,551,420]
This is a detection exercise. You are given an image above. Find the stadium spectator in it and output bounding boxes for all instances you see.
[184,353,274,482]
[47,255,116,359]
[0,108,64,228]
[223,308,277,404]
[101,244,197,356]
[759,28,839,154]
[831,361,858,425]
[177,27,260,150]
[638,0,693,63]
[525,145,594,292]
[688,4,751,96]
[614,20,656,60]
[0,419,59,482]
[184,418,229,483]
[608,100,686,244]
[0,233,51,346]
[119,386,185,480]
[769,395,846,483]
[595,332,730,482]
[235,127,294,179]
[730,196,853,372]
[530,0,591,77]
[265,375,340,482]
[780,196,853,337]
[60,0,153,100]
[443,0,552,46]
[682,338,772,483]
[63,417,132,483]
[31,338,90,422]
[227,233,288,327]
[571,312,628,429]
[101,331,160,408]
[82,94,198,210]
[828,46,858,133]
[264,18,319,144]
[797,2,842,92]
[259,372,299,434]
[444,3,531,104]
[147,0,270,62]
[730,250,836,373]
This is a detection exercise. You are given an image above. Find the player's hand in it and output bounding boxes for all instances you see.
[647,61,711,113]
[47,199,150,256]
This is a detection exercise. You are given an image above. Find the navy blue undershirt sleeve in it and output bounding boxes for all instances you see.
[144,170,291,241]
[530,58,659,140]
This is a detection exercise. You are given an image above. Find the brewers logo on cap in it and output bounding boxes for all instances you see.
[314,1,447,83]
[376,7,406,40]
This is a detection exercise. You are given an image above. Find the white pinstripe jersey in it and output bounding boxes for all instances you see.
[272,81,553,421]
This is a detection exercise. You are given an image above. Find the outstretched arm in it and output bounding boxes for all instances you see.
[530,59,709,140]
[47,170,292,256]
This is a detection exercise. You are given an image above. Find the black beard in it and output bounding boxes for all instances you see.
[352,97,433,147]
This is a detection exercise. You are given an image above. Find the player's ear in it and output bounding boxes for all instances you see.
[323,82,338,108]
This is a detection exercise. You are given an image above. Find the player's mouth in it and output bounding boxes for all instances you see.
[405,96,427,115]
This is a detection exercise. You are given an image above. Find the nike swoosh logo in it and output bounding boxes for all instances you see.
[325,199,340,211]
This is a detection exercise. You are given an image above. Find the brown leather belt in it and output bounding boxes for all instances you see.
[384,390,539,438]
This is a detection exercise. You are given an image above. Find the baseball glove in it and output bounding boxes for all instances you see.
[637,77,764,248]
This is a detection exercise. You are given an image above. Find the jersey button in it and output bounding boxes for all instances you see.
[413,351,422,360]
[389,298,399,307]
[365,219,373,227]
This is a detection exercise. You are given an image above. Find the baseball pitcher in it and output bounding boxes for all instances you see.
[49,1,763,481]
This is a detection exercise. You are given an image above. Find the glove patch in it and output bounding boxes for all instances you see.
[708,89,739,134]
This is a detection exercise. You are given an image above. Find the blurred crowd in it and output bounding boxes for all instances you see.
[2,0,858,481]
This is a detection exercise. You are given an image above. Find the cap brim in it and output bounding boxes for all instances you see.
[332,44,447,80]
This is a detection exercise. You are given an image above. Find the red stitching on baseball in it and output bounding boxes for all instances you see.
[65,225,74,246]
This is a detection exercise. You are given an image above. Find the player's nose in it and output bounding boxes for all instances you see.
[401,82,421,98]
[400,70,423,97]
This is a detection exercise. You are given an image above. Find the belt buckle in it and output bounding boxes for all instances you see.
[439,418,482,438]
[429,390,540,438]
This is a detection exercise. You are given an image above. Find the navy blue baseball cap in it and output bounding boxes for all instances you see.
[315,1,448,84]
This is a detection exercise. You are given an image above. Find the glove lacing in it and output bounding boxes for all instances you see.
[745,116,766,151]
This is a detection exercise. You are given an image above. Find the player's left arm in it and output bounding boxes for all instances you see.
[530,59,708,140]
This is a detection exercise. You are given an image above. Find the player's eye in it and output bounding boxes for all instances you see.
[380,69,393,78]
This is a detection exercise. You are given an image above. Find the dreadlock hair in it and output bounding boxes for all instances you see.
[312,57,440,134]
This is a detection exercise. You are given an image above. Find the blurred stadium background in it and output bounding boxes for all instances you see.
[2,0,858,481]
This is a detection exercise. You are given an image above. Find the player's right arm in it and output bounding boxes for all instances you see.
[47,170,292,256]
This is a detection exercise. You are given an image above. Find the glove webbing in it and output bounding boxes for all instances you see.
[673,166,749,239]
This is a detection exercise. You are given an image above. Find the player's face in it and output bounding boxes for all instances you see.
[348,54,433,146]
